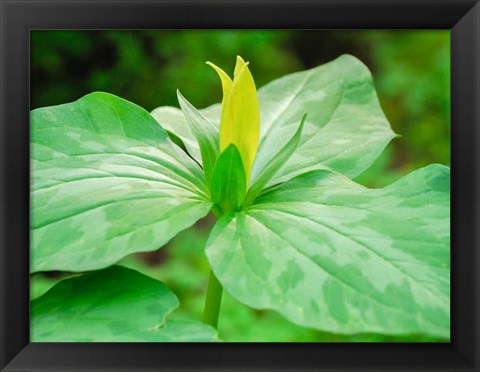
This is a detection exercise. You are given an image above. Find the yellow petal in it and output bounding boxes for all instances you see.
[206,61,232,107]
[222,60,260,186]
[233,55,247,78]
[207,57,260,186]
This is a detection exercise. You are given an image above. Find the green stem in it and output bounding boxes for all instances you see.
[203,269,223,328]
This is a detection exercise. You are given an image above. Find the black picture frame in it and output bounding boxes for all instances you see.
[1,0,479,371]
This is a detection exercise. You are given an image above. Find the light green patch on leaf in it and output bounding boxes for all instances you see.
[31,266,218,342]
[206,165,450,338]
[210,145,246,213]
[31,92,212,273]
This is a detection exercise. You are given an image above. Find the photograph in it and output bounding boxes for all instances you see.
[29,30,450,343]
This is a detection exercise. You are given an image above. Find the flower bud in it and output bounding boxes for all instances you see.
[207,56,260,185]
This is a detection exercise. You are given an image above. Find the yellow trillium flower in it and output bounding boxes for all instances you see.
[207,56,260,185]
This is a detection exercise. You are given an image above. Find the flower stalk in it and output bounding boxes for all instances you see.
[203,270,224,328]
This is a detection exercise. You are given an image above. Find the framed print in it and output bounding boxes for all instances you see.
[1,0,479,371]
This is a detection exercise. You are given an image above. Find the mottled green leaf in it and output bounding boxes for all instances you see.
[151,55,395,185]
[31,266,218,342]
[206,165,450,338]
[210,145,246,213]
[31,92,212,273]
[177,90,219,186]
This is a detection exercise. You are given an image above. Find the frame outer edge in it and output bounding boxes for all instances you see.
[1,0,480,371]
[451,2,480,370]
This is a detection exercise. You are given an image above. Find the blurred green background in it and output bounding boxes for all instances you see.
[30,30,450,342]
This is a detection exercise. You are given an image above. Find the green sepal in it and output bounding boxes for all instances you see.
[245,113,307,207]
[210,144,247,213]
[177,90,220,187]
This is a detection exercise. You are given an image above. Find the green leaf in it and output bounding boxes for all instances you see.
[245,113,307,207]
[31,92,212,273]
[31,266,218,342]
[177,90,220,186]
[151,55,395,185]
[210,145,246,213]
[206,165,450,338]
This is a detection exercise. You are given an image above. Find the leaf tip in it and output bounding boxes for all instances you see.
[300,113,308,127]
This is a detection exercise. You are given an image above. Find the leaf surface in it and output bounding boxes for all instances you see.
[31,92,212,272]
[31,266,218,342]
[206,165,450,337]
